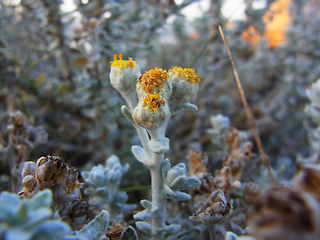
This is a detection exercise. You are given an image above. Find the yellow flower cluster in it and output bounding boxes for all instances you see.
[169,66,200,84]
[111,54,136,69]
[137,68,169,93]
[142,92,165,113]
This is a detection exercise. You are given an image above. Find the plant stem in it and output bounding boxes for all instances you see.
[150,151,166,240]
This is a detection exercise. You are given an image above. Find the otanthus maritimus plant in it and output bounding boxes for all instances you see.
[110,54,201,240]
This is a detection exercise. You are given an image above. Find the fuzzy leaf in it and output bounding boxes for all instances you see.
[171,103,198,115]
[6,229,32,240]
[120,226,138,240]
[81,171,89,179]
[117,203,137,213]
[169,176,186,190]
[0,192,20,220]
[173,191,191,201]
[135,221,152,235]
[134,210,154,221]
[166,163,186,183]
[106,155,120,168]
[27,190,52,211]
[132,145,147,165]
[161,159,171,177]
[164,224,181,239]
[121,105,135,125]
[77,210,109,240]
[140,199,152,210]
[33,220,71,240]
[179,177,201,190]
[225,231,256,240]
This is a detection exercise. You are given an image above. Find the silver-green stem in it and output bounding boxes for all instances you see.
[150,152,166,240]
[123,92,151,155]
[135,125,168,240]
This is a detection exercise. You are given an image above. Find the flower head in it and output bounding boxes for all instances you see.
[110,54,141,106]
[137,68,172,100]
[111,54,136,69]
[169,66,200,84]
[142,92,166,113]
[168,66,201,110]
[132,93,170,129]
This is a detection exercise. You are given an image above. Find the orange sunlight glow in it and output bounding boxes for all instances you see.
[263,0,291,48]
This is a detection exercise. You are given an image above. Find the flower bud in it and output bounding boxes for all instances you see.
[168,66,200,106]
[136,68,172,100]
[110,54,141,95]
[132,92,170,130]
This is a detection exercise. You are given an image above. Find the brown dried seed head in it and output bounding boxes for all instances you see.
[22,175,37,192]
[36,156,68,186]
[188,149,207,176]
[248,186,320,240]
[212,166,232,194]
[293,165,320,200]
[191,190,232,224]
[9,111,25,126]
[65,167,80,194]
[224,127,239,148]
[106,220,127,240]
[244,182,261,204]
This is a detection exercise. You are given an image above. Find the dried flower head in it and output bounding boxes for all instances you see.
[225,127,240,148]
[191,189,232,223]
[8,110,25,127]
[211,166,241,196]
[248,186,320,240]
[223,126,253,178]
[136,68,171,100]
[243,182,261,205]
[188,149,207,176]
[106,220,127,240]
[36,156,68,188]
[188,150,214,193]
[65,167,81,194]
[20,175,37,196]
[293,164,320,200]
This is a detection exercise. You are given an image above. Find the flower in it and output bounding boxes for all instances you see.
[132,93,170,129]
[168,66,200,107]
[141,92,166,113]
[111,54,136,69]
[169,66,200,84]
[136,68,172,100]
[110,54,141,96]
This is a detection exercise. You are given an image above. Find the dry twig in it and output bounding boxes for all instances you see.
[218,26,277,186]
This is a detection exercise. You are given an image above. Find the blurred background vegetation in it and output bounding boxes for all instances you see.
[0,0,320,197]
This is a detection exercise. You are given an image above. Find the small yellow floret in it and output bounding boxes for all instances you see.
[137,68,168,93]
[142,92,165,113]
[111,54,136,69]
[170,66,200,84]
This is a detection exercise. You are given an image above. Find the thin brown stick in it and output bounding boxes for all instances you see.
[218,26,277,186]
